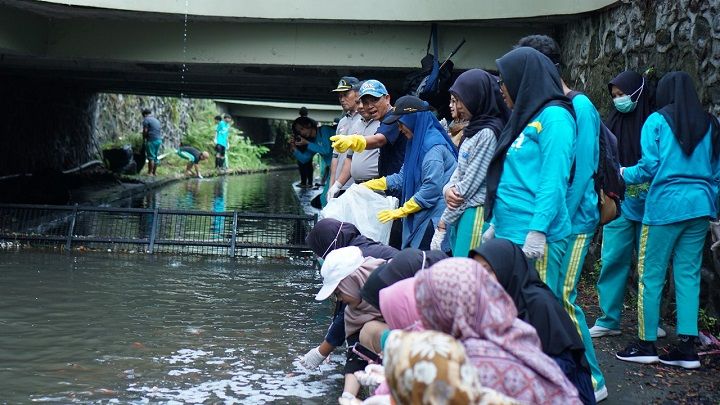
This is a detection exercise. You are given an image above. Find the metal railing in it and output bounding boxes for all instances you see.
[0,204,317,258]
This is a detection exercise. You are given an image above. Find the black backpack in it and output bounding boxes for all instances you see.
[568,91,625,225]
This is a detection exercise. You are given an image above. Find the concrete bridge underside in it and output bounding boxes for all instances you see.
[0,0,618,104]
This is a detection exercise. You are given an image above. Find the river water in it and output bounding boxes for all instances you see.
[0,172,343,404]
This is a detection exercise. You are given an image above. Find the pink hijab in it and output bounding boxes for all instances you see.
[414,258,580,404]
[379,277,423,331]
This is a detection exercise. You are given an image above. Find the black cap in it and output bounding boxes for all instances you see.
[332,76,360,92]
[382,95,429,124]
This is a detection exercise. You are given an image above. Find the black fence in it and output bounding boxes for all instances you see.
[0,204,316,259]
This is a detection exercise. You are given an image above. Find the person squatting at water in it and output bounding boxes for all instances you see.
[301,219,398,397]
[176,145,209,178]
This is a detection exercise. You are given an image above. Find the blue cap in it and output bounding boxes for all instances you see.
[359,80,388,98]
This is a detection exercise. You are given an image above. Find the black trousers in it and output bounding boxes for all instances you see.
[297,161,314,186]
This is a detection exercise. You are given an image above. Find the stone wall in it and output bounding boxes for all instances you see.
[559,0,720,117]
[94,94,214,151]
[0,78,99,176]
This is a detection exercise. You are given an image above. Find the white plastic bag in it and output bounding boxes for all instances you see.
[320,184,398,245]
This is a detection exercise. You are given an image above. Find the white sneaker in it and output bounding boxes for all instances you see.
[657,326,667,338]
[589,325,622,338]
[594,385,608,402]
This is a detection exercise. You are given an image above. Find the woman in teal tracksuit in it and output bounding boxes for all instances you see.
[590,71,657,339]
[483,46,576,295]
[616,72,720,369]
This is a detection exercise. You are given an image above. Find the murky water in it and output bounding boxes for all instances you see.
[121,170,304,214]
[0,172,344,403]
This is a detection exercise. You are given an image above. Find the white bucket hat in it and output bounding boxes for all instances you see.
[315,246,365,301]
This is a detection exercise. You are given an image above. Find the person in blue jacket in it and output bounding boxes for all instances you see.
[516,34,606,403]
[616,71,720,369]
[292,117,334,202]
[482,47,576,298]
[589,71,663,340]
[363,96,457,249]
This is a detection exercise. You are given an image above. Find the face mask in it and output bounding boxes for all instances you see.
[317,257,324,267]
[613,78,644,113]
[613,95,636,113]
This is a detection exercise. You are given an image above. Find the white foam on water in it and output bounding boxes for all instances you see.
[126,346,338,403]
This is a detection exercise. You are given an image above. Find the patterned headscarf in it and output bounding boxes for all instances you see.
[384,330,519,405]
[414,258,580,404]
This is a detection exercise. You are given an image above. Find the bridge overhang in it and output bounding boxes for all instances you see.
[0,0,619,104]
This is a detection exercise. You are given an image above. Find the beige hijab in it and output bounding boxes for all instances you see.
[337,257,386,337]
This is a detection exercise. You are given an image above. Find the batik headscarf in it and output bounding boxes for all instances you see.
[655,71,720,158]
[449,69,510,145]
[306,218,398,260]
[470,239,585,359]
[383,329,520,405]
[414,258,580,404]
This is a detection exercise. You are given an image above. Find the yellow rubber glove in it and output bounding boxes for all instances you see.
[330,134,367,153]
[377,198,422,223]
[362,177,387,191]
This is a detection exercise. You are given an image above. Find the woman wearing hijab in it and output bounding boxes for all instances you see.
[360,248,448,310]
[589,71,660,338]
[430,69,510,256]
[363,96,458,249]
[471,239,595,404]
[300,219,397,372]
[383,330,519,405]
[306,218,398,262]
[615,72,720,370]
[482,47,576,301]
[315,246,388,401]
[415,258,581,403]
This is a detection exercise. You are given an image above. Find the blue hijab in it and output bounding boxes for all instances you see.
[398,109,457,205]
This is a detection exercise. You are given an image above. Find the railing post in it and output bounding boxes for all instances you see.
[148,207,159,253]
[229,211,238,257]
[64,204,78,252]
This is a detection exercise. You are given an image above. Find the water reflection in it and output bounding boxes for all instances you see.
[0,251,340,403]
[211,177,227,239]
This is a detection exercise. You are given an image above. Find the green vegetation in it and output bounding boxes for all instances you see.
[182,106,269,171]
[101,132,144,152]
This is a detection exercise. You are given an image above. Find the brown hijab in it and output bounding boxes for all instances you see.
[337,257,386,337]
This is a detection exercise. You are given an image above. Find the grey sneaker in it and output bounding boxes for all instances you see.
[589,325,621,338]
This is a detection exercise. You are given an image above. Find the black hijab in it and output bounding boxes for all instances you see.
[606,71,654,166]
[656,71,720,158]
[448,69,510,145]
[360,248,448,310]
[305,218,398,260]
[484,47,575,220]
[471,239,585,358]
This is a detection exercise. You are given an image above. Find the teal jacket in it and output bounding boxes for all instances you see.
[494,106,576,244]
[624,112,720,225]
[567,94,600,235]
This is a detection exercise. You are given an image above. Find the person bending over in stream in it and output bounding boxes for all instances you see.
[177,145,209,178]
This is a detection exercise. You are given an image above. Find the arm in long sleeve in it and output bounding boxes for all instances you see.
[623,115,661,185]
[293,148,314,164]
[565,105,600,217]
[411,148,447,209]
[454,130,497,200]
[528,116,576,234]
[385,164,404,193]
